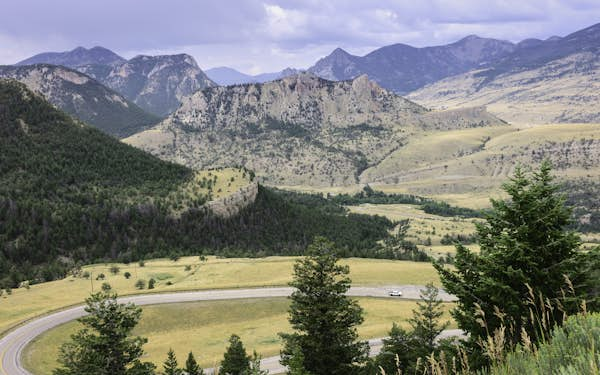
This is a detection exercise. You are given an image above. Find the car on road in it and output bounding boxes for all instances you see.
[388,290,403,297]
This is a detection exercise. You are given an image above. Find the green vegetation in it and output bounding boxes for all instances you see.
[329,185,484,218]
[220,334,250,375]
[374,283,451,374]
[435,161,600,367]
[487,313,600,375]
[280,238,368,375]
[54,292,155,375]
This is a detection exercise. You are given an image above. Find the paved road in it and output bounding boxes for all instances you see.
[0,285,457,375]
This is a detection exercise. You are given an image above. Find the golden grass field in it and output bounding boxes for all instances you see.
[22,297,456,373]
[346,204,480,259]
[0,257,441,336]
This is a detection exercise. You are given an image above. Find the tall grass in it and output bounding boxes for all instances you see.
[382,277,598,374]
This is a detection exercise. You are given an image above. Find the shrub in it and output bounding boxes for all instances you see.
[109,266,120,275]
[488,313,600,374]
[96,273,105,281]
[124,272,131,279]
[101,282,112,292]
[135,280,146,290]
[148,278,156,289]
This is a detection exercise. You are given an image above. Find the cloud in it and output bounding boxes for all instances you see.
[1,0,600,72]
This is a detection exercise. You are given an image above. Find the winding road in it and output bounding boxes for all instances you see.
[0,285,458,375]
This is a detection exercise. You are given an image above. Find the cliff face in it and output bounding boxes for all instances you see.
[126,73,503,186]
[206,181,259,218]
[81,54,216,116]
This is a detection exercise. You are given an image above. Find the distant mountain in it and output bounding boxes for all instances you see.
[80,54,216,116]
[206,66,302,85]
[308,36,516,94]
[0,65,159,137]
[408,22,600,124]
[205,67,256,85]
[16,46,126,68]
[126,73,503,186]
[17,47,216,116]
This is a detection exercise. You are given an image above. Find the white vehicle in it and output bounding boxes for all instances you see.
[388,290,403,297]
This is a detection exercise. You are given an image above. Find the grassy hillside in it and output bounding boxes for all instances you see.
[0,81,395,288]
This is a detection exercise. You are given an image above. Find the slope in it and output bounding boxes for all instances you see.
[0,65,160,137]
[408,23,600,124]
[125,73,503,186]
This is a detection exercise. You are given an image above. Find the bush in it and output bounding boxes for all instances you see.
[488,313,600,374]
[82,271,90,279]
[138,260,145,267]
[148,278,156,289]
[124,272,131,279]
[101,282,112,292]
[96,273,105,281]
[135,280,146,290]
[184,265,192,271]
[109,266,120,275]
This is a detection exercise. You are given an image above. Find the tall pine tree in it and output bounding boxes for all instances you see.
[434,161,584,362]
[280,237,368,375]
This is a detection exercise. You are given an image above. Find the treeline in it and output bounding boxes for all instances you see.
[329,185,485,218]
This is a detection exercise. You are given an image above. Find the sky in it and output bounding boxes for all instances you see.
[2,0,600,74]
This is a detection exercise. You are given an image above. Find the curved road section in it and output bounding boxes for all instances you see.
[0,285,457,375]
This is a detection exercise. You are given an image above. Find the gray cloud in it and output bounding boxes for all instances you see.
[1,0,599,73]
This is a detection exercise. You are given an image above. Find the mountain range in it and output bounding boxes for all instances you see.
[16,47,216,116]
[408,23,600,123]
[307,35,517,94]
[125,73,503,186]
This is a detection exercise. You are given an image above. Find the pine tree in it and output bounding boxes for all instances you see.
[163,348,181,375]
[375,323,418,374]
[434,161,584,362]
[409,283,449,357]
[185,352,203,375]
[54,292,155,375]
[220,334,250,375]
[280,237,368,375]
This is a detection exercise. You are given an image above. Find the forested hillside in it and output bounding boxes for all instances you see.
[0,80,393,287]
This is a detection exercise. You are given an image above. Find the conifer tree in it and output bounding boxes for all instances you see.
[435,161,584,360]
[409,283,449,356]
[163,348,181,375]
[54,292,155,375]
[184,352,203,375]
[375,323,417,374]
[280,237,368,375]
[220,334,250,375]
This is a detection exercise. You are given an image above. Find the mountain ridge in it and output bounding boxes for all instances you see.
[126,73,504,186]
[0,64,159,137]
